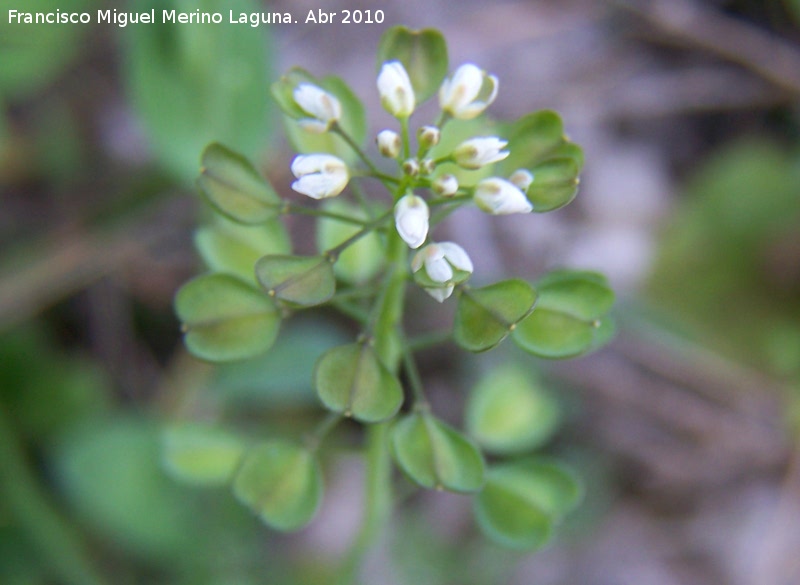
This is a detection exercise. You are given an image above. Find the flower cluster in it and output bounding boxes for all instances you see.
[284,61,542,301]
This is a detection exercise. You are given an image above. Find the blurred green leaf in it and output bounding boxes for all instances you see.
[466,364,560,454]
[313,342,403,423]
[53,417,201,560]
[162,424,246,487]
[0,325,110,442]
[212,319,349,407]
[473,458,582,550]
[647,139,800,376]
[197,142,281,224]
[254,254,336,307]
[175,273,280,362]
[232,440,322,531]
[391,412,485,493]
[513,271,614,359]
[0,0,95,99]
[124,0,274,181]
[195,216,291,285]
[454,279,537,352]
[376,26,448,103]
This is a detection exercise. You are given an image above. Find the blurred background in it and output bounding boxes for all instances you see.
[2,0,800,583]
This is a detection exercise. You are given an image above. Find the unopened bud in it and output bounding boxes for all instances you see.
[432,174,459,197]
[418,125,441,148]
[509,169,534,192]
[376,130,401,158]
[402,158,420,177]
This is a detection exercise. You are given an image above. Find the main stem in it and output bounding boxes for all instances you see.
[338,229,407,583]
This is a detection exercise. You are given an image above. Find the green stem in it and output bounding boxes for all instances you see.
[402,342,428,406]
[283,203,370,226]
[407,330,452,352]
[331,124,396,191]
[337,230,408,584]
[325,210,393,260]
[400,117,411,161]
[306,412,343,452]
[0,407,110,585]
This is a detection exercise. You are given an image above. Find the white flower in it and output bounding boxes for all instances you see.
[376,129,401,158]
[290,154,349,199]
[432,174,459,197]
[438,63,498,120]
[474,178,533,214]
[394,194,429,249]
[453,137,509,169]
[377,61,415,118]
[411,242,474,302]
[293,83,342,133]
[509,169,534,192]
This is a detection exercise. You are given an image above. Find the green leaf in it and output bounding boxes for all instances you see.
[161,424,245,487]
[255,254,336,307]
[232,440,322,532]
[175,273,280,362]
[500,111,583,213]
[391,412,485,493]
[376,26,448,103]
[197,142,281,224]
[272,68,367,163]
[195,217,290,284]
[513,271,614,359]
[454,280,538,352]
[474,458,582,550]
[526,158,581,212]
[313,342,403,423]
[316,200,384,284]
[466,365,560,454]
[123,0,273,182]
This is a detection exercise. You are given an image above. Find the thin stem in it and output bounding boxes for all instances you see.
[325,209,393,260]
[331,124,390,184]
[283,203,370,226]
[400,117,411,160]
[306,412,343,452]
[329,299,369,324]
[427,193,472,207]
[349,181,376,219]
[402,341,427,406]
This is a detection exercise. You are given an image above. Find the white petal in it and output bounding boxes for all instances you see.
[377,61,415,117]
[438,242,473,273]
[424,284,454,303]
[394,194,429,249]
[293,83,341,124]
[474,178,532,215]
[425,255,453,283]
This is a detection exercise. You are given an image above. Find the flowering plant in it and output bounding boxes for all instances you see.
[170,26,614,563]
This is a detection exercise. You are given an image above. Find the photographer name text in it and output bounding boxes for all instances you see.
[7,8,385,27]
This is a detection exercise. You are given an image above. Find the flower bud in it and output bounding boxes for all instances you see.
[509,169,534,192]
[418,125,441,148]
[439,63,498,120]
[402,158,420,177]
[474,178,533,214]
[453,137,509,170]
[377,61,415,118]
[293,83,342,133]
[432,174,459,197]
[290,154,349,199]
[420,158,436,175]
[411,242,474,302]
[376,129,401,158]
[394,194,429,249]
